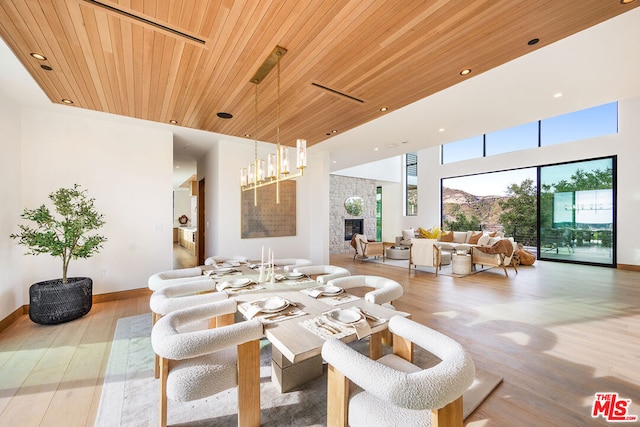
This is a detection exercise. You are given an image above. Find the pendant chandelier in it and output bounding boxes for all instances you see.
[240,46,307,205]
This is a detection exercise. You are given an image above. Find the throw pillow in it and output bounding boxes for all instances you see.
[419,226,441,239]
[402,228,415,241]
[439,230,454,242]
[477,233,491,246]
[468,231,483,245]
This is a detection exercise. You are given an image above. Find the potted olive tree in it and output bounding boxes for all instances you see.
[10,184,107,325]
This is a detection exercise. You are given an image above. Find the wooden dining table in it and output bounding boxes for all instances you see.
[205,264,409,392]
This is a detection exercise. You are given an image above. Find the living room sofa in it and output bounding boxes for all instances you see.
[396,228,517,272]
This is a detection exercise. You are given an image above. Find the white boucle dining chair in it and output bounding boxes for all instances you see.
[273,258,313,272]
[152,299,263,427]
[204,254,249,265]
[321,316,475,427]
[292,265,351,283]
[147,267,204,291]
[149,279,228,379]
[326,275,403,307]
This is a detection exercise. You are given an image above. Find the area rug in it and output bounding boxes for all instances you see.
[363,256,494,278]
[95,313,502,426]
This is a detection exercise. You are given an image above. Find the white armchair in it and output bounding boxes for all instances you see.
[327,275,403,307]
[151,299,263,427]
[204,255,249,265]
[149,279,228,379]
[409,238,442,276]
[273,258,313,272]
[148,267,204,292]
[292,265,351,284]
[321,316,475,427]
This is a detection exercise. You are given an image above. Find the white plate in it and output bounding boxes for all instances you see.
[318,285,343,296]
[228,278,252,288]
[215,267,234,273]
[285,272,304,279]
[327,309,363,325]
[256,297,289,313]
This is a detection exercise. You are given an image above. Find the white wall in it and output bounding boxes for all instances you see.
[416,96,640,266]
[199,139,329,264]
[16,106,174,301]
[0,91,24,319]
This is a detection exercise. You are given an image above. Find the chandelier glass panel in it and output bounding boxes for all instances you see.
[240,46,307,205]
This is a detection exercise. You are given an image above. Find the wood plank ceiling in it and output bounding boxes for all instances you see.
[0,0,637,148]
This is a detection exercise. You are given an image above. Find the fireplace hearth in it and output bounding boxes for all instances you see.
[344,219,363,241]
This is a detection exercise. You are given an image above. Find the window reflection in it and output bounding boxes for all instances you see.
[539,157,615,265]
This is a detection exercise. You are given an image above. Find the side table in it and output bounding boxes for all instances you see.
[451,252,472,275]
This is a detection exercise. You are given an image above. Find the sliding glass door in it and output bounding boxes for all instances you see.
[539,157,615,265]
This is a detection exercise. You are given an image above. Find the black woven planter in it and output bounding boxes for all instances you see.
[29,277,93,325]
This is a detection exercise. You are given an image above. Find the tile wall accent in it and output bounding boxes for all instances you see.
[330,175,377,254]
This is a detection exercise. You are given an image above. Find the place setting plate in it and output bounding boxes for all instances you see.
[284,272,305,280]
[228,278,252,288]
[216,278,255,292]
[327,309,363,325]
[255,296,290,313]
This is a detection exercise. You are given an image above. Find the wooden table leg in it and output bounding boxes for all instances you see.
[237,340,260,427]
[326,364,349,427]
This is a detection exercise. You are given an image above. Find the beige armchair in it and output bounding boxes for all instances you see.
[351,233,384,261]
[408,238,442,276]
[471,238,518,277]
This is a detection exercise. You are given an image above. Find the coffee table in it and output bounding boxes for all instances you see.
[385,246,410,260]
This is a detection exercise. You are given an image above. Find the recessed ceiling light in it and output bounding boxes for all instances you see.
[61,99,73,104]
[30,52,46,61]
[374,147,379,151]
[554,92,563,98]
[175,165,180,169]
[527,38,540,46]
[380,107,388,112]
[439,128,445,132]
[459,68,472,76]
[169,119,178,124]
[244,133,251,137]
[216,112,233,119]
[332,130,338,133]
[41,64,53,71]
[332,160,337,164]
[620,0,635,4]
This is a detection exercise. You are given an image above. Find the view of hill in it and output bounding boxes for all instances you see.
[442,187,509,228]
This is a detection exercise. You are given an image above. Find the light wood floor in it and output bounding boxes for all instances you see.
[0,254,638,426]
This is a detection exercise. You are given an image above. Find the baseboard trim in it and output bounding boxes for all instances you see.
[618,263,640,272]
[0,306,26,335]
[0,287,152,334]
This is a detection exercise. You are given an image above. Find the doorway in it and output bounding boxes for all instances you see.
[197,178,205,265]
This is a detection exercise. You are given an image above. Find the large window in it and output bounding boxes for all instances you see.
[441,168,537,245]
[440,156,616,267]
[539,157,615,265]
[485,121,538,156]
[441,136,483,164]
[541,102,618,147]
[442,102,618,164]
[406,152,418,216]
